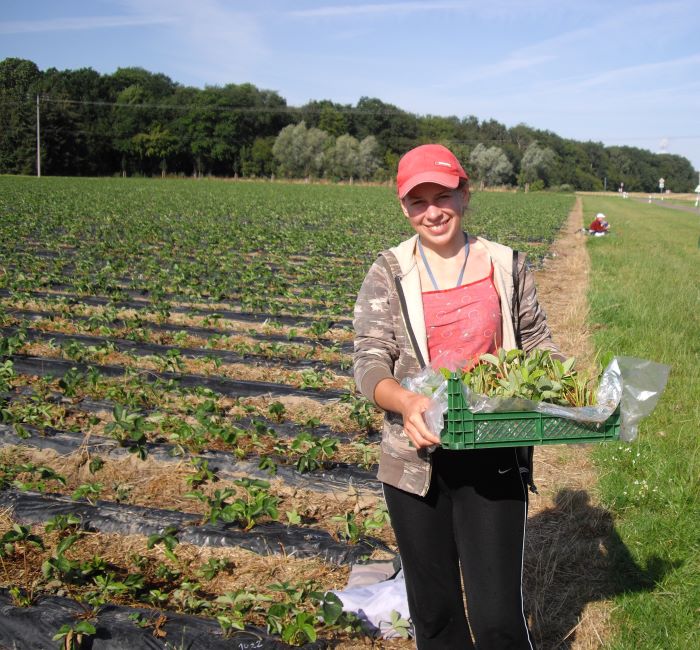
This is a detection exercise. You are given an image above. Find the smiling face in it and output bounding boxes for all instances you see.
[400,181,470,252]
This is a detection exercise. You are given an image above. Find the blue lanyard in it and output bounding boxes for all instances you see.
[417,236,470,291]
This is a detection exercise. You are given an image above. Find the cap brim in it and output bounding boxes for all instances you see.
[398,171,461,198]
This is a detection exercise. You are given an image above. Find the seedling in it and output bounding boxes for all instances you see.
[147,526,180,564]
[286,509,302,525]
[342,393,377,431]
[332,511,361,544]
[291,433,339,473]
[0,359,15,392]
[386,610,412,639]
[185,457,218,488]
[88,457,104,474]
[45,514,82,534]
[13,464,66,492]
[350,440,379,469]
[58,367,86,397]
[267,401,286,421]
[0,329,27,356]
[0,524,44,582]
[363,503,391,533]
[104,404,153,460]
[53,620,97,649]
[71,482,103,504]
[197,557,230,580]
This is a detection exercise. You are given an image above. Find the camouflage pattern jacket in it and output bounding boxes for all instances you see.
[353,233,559,496]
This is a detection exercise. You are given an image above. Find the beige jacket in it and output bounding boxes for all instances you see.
[353,233,559,496]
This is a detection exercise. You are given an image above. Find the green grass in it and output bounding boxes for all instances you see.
[583,196,700,649]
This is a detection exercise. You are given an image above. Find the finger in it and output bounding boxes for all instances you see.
[408,413,441,444]
[405,422,441,448]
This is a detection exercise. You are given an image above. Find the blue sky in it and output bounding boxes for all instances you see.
[2,0,700,172]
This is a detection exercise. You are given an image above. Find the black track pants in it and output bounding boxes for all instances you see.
[383,447,535,650]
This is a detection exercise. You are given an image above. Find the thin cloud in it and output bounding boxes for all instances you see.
[0,15,175,35]
[569,53,700,89]
[116,0,270,82]
[288,2,468,18]
[526,52,700,97]
[467,54,555,82]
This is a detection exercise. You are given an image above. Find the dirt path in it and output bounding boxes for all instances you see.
[524,197,613,650]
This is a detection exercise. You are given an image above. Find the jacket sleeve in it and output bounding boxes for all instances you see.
[516,253,562,356]
[352,260,399,403]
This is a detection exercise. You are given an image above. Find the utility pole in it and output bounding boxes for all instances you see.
[36,94,41,177]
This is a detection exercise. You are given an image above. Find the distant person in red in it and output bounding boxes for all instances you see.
[588,213,610,236]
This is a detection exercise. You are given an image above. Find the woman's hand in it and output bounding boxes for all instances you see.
[399,391,442,449]
[374,378,442,449]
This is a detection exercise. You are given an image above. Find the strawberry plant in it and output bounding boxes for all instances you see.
[104,404,153,459]
[290,433,339,473]
[71,482,104,504]
[53,620,97,649]
[0,359,15,392]
[188,479,279,530]
[0,329,27,356]
[147,526,180,563]
[453,349,598,407]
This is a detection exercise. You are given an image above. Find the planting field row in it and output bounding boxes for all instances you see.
[0,176,575,647]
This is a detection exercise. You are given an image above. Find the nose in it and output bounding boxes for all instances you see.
[425,202,442,220]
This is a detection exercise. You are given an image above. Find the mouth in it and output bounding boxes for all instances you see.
[427,216,452,231]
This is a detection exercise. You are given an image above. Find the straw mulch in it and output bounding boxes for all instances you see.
[525,197,615,649]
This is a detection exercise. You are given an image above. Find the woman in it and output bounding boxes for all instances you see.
[588,213,610,236]
[353,144,560,649]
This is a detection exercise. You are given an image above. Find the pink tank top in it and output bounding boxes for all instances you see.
[422,266,502,370]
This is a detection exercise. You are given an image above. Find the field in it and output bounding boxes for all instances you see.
[0,176,643,648]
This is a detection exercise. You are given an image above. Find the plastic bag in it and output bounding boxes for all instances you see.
[612,357,671,441]
[462,356,670,441]
[401,367,448,445]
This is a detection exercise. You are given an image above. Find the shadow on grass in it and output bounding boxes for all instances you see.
[523,488,679,650]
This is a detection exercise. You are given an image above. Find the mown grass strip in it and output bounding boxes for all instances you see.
[583,195,700,649]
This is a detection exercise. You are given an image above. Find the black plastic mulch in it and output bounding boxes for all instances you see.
[2,326,351,376]
[0,424,381,495]
[0,288,353,328]
[2,384,378,443]
[8,355,347,402]
[0,490,391,565]
[0,588,327,649]
[6,307,354,352]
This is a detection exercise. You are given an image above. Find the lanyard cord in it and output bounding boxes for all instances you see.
[417,236,470,291]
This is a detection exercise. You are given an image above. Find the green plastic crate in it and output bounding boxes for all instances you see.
[441,376,620,450]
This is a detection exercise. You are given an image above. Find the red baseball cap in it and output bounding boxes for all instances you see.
[397,144,469,199]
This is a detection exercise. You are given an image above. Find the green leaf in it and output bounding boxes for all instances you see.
[479,353,500,366]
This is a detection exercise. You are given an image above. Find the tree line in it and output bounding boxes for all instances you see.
[1,57,696,192]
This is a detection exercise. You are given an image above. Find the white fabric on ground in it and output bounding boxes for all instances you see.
[332,564,412,639]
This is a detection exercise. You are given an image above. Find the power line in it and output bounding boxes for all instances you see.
[23,95,417,116]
